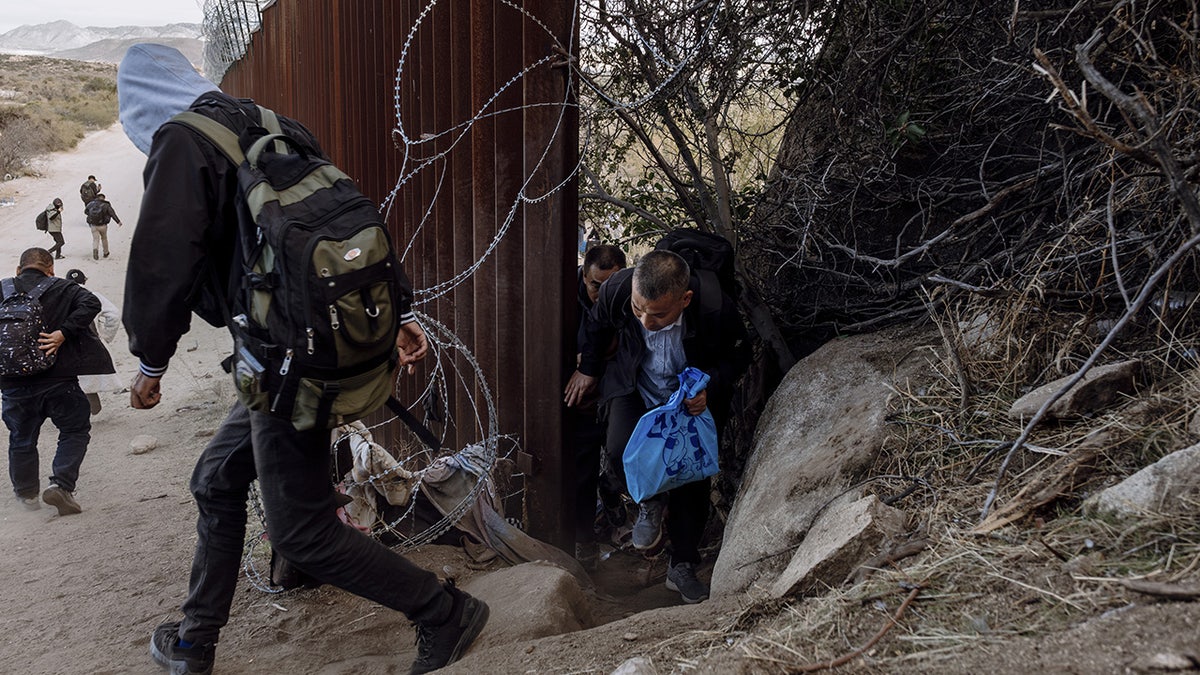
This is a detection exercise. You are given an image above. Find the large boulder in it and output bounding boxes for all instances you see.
[460,561,594,650]
[711,325,938,596]
[1086,442,1200,516]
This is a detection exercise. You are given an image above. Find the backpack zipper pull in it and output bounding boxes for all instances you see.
[279,349,293,375]
[306,327,315,354]
[328,305,340,330]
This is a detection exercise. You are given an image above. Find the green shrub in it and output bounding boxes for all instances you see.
[0,55,117,175]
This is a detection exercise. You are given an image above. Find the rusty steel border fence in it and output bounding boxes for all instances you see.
[212,0,579,547]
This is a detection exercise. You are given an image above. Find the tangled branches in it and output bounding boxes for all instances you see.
[741,0,1200,358]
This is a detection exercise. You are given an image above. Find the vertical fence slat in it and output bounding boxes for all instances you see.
[217,0,575,547]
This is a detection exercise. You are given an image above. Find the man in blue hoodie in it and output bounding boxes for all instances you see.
[117,44,487,675]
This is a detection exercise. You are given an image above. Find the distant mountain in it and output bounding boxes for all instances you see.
[0,21,203,67]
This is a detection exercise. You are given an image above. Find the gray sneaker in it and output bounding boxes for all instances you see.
[631,498,666,550]
[17,495,40,511]
[42,485,81,516]
[666,562,709,604]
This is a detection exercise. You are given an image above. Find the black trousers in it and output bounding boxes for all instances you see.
[47,231,65,258]
[602,391,710,565]
[568,403,625,544]
[177,403,452,645]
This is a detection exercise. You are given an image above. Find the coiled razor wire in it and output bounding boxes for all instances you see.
[202,0,733,589]
[242,310,512,592]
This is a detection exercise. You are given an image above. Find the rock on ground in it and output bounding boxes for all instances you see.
[770,493,906,599]
[1008,359,1141,421]
[1087,442,1200,516]
[462,561,595,651]
[711,325,938,597]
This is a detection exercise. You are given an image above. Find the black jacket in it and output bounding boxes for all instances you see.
[0,269,113,387]
[124,92,415,372]
[577,267,750,421]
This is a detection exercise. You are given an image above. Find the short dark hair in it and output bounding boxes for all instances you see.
[632,250,690,300]
[96,193,106,200]
[583,244,626,273]
[87,175,96,180]
[19,248,53,270]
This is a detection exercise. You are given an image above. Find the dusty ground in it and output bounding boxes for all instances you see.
[0,125,704,674]
[3,125,1200,675]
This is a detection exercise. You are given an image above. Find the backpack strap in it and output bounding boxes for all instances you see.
[258,106,283,134]
[173,105,288,165]
[171,111,246,166]
[385,396,442,452]
[693,269,724,320]
[26,277,55,302]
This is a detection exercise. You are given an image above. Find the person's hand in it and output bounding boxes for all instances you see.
[131,372,163,409]
[396,321,429,373]
[563,370,597,407]
[683,388,708,416]
[37,330,65,356]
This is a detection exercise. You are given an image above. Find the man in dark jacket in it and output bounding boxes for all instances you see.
[83,193,122,260]
[117,44,487,675]
[565,249,750,603]
[565,243,626,567]
[1,247,112,515]
[79,175,100,205]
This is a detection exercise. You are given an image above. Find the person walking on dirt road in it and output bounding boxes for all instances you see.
[117,43,488,675]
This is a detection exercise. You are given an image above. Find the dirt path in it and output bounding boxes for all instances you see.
[0,126,465,673]
[0,125,686,674]
[6,125,1200,675]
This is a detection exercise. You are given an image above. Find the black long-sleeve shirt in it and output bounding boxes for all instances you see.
[0,269,111,387]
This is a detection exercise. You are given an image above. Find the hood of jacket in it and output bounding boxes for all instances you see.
[117,43,220,155]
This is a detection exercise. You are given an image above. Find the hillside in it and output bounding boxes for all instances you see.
[0,54,118,177]
[0,20,202,66]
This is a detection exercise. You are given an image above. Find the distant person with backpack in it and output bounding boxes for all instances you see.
[84,193,122,260]
[0,248,112,515]
[43,198,65,260]
[564,245,750,604]
[117,44,488,675]
[79,175,100,205]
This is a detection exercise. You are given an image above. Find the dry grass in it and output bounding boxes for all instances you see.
[0,55,118,175]
[639,287,1200,672]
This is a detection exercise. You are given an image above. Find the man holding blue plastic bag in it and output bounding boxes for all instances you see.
[564,247,749,603]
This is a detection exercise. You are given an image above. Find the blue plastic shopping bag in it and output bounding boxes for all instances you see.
[623,367,720,503]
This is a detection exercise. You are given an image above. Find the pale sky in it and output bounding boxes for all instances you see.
[0,1,205,34]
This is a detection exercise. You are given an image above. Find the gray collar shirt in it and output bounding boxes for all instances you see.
[636,313,687,408]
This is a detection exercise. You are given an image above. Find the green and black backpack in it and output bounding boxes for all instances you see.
[171,105,402,430]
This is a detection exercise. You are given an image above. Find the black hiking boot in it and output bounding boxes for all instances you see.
[409,581,490,674]
[150,621,215,675]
